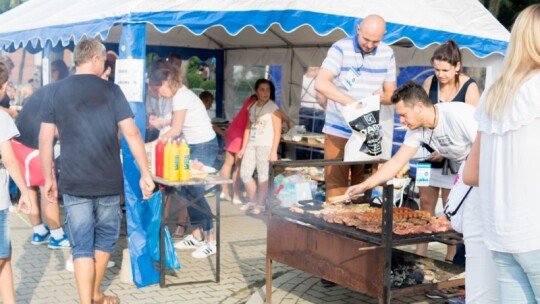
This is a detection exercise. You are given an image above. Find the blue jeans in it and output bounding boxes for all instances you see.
[0,209,10,258]
[492,250,540,303]
[181,137,218,233]
[63,194,122,259]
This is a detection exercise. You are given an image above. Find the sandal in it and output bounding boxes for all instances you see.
[172,224,187,239]
[94,294,120,304]
[239,202,256,211]
[250,205,266,215]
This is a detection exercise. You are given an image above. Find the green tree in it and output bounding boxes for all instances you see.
[481,0,538,28]
[0,0,27,13]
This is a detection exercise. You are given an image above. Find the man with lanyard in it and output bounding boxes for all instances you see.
[346,81,498,303]
[315,14,397,201]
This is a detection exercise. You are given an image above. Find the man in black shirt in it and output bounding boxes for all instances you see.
[12,84,70,248]
[39,38,154,304]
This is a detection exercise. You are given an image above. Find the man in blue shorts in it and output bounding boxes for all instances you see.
[39,38,154,304]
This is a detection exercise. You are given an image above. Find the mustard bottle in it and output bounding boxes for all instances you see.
[164,139,174,180]
[179,139,190,181]
[172,140,180,181]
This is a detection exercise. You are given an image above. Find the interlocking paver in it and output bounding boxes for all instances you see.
[7,198,458,303]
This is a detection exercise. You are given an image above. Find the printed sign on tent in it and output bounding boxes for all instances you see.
[115,59,144,102]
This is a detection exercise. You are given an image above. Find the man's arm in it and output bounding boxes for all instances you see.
[346,144,418,196]
[314,68,356,106]
[39,122,57,202]
[118,118,155,199]
[1,140,32,214]
[379,81,397,105]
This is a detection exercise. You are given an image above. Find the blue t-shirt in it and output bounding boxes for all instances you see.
[41,74,133,196]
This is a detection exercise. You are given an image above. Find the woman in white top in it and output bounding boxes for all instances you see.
[238,79,282,215]
[465,4,540,303]
[149,60,219,259]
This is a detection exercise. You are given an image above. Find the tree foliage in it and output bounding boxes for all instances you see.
[482,0,537,28]
[0,0,26,13]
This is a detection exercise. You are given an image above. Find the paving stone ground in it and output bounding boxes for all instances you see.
[8,198,456,303]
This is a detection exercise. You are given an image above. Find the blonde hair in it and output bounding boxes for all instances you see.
[484,4,540,120]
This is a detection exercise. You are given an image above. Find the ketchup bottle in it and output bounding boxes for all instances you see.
[155,139,165,178]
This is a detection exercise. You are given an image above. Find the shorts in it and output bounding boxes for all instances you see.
[240,145,271,183]
[63,194,122,259]
[0,208,11,259]
[427,167,455,189]
[11,140,46,187]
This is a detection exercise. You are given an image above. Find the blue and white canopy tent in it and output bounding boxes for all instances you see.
[0,0,509,118]
[0,0,509,287]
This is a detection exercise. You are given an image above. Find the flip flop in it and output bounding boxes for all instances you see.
[250,205,266,215]
[94,294,120,304]
[239,202,256,211]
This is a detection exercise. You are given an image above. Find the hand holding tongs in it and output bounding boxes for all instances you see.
[327,193,364,204]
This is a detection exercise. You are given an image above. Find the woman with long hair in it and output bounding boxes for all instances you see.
[465,4,540,303]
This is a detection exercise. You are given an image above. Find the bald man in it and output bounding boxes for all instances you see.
[315,15,397,199]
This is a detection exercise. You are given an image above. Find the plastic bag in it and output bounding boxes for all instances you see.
[444,162,473,233]
[139,191,181,270]
[274,173,315,207]
[340,95,384,161]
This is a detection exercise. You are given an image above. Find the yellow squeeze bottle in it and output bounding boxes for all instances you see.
[164,139,173,180]
[172,140,181,181]
[179,140,190,181]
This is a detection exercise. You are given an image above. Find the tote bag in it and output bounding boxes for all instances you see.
[443,161,472,233]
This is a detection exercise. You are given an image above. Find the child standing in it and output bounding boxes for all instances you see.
[238,79,282,215]
[0,61,32,304]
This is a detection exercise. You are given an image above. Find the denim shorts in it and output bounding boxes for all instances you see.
[63,194,122,259]
[0,208,11,258]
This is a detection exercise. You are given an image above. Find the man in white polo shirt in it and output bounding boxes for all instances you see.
[315,14,397,200]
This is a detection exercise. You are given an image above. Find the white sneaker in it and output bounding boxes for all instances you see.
[191,241,217,259]
[174,234,203,250]
[219,193,231,201]
[65,259,115,272]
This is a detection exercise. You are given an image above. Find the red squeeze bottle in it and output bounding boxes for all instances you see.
[155,139,165,178]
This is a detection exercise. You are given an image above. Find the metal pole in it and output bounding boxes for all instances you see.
[381,183,394,303]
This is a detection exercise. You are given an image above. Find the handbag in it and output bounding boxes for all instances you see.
[443,161,472,233]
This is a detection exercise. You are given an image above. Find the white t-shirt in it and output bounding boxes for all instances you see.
[403,102,477,163]
[172,85,216,144]
[248,101,279,147]
[476,72,540,253]
[0,111,19,210]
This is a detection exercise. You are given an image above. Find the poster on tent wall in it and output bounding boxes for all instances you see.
[115,59,144,102]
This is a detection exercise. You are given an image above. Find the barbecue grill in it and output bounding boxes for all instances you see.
[266,159,465,303]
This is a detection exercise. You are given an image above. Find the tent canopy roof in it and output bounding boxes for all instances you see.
[0,0,509,58]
